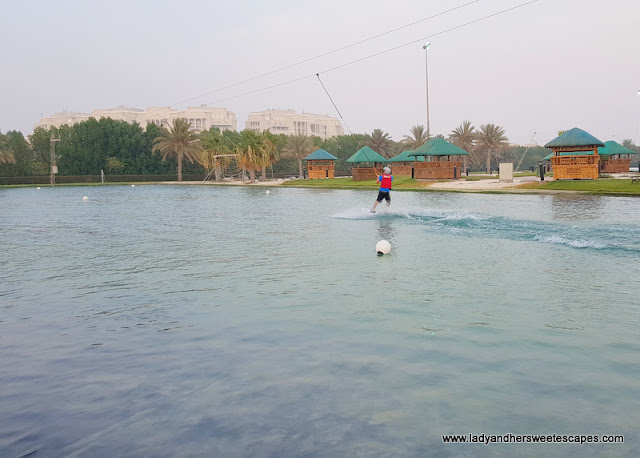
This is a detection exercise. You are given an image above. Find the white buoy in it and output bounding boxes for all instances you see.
[132,184,135,187]
[82,196,88,201]
[265,190,270,194]
[376,240,391,255]
[37,187,41,190]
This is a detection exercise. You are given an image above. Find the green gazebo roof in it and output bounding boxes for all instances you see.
[544,128,605,148]
[597,141,636,156]
[346,146,387,163]
[387,150,425,162]
[410,138,469,156]
[304,149,337,160]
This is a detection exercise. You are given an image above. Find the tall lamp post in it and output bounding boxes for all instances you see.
[423,41,432,139]
[637,89,640,169]
[49,133,60,186]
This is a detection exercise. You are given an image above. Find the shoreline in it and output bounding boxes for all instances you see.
[4,175,639,196]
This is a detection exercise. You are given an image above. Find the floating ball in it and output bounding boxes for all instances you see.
[82,196,88,201]
[131,184,135,187]
[37,187,41,190]
[376,240,391,255]
[265,190,270,194]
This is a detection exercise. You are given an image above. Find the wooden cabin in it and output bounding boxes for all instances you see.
[304,149,337,179]
[598,141,636,173]
[544,128,605,180]
[387,150,424,177]
[409,138,468,180]
[346,146,388,181]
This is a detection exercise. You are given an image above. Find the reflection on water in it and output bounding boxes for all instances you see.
[550,195,605,220]
[1,185,639,457]
[377,220,395,242]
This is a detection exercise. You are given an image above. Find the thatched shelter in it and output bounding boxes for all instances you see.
[409,138,469,179]
[598,141,636,173]
[346,146,387,181]
[544,128,604,180]
[304,149,337,179]
[387,150,424,177]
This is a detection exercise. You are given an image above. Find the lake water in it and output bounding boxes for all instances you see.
[1,185,639,457]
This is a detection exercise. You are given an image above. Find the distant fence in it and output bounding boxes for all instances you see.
[1,170,354,186]
[0,174,206,185]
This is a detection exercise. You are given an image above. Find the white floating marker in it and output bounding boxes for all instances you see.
[376,240,391,255]
[132,184,135,187]
[265,190,270,194]
[37,187,41,190]
[82,196,88,201]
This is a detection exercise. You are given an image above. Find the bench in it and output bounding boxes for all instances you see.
[631,176,640,184]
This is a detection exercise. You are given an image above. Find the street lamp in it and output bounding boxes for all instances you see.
[423,41,431,138]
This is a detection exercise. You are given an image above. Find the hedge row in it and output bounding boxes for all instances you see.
[0,171,353,186]
[0,174,206,185]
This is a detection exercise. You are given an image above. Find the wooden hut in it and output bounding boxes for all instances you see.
[409,138,468,180]
[544,128,605,180]
[387,150,424,177]
[346,146,387,181]
[598,141,636,173]
[304,149,337,178]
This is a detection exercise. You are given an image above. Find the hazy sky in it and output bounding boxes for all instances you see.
[1,0,639,145]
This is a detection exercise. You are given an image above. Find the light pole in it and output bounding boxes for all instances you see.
[423,41,431,139]
[49,133,60,186]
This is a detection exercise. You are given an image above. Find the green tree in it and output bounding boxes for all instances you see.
[318,134,366,174]
[402,125,428,150]
[0,131,30,176]
[233,130,264,182]
[621,139,640,154]
[281,134,316,178]
[29,127,53,174]
[364,129,394,158]
[0,132,16,165]
[152,118,203,181]
[449,120,475,153]
[474,124,509,173]
[257,131,279,181]
[106,157,125,174]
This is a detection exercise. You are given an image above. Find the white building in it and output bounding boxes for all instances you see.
[34,105,237,132]
[245,109,343,139]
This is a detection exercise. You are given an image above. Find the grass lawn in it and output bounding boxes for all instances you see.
[281,176,434,190]
[518,178,640,195]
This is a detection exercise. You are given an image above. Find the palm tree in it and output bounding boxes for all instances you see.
[0,133,16,164]
[622,139,635,148]
[474,124,508,173]
[449,120,475,152]
[256,131,279,181]
[281,134,316,178]
[621,139,640,154]
[198,129,232,181]
[402,125,429,150]
[152,118,203,181]
[234,130,263,182]
[365,129,394,158]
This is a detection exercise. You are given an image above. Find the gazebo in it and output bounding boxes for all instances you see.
[544,128,605,180]
[598,141,636,173]
[387,150,424,177]
[409,138,469,179]
[304,149,338,179]
[346,146,387,181]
